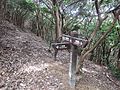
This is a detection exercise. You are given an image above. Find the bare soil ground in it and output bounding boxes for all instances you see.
[0,21,120,90]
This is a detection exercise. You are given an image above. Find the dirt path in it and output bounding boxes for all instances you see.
[0,21,120,90]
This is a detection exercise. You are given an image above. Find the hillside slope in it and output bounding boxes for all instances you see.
[0,21,120,90]
[0,21,70,90]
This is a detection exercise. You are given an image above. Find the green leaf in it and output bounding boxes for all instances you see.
[41,7,51,14]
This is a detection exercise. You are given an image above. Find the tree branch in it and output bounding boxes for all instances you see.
[41,0,52,10]
[82,18,117,60]
[76,18,117,74]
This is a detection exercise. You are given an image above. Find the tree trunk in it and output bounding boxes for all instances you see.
[52,0,62,41]
[0,0,7,18]
[117,48,120,69]
[35,8,40,36]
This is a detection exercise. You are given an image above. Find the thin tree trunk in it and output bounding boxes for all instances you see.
[117,48,120,69]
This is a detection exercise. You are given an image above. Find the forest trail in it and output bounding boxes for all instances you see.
[0,21,120,90]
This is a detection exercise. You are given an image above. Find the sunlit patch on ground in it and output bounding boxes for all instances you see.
[82,68,98,74]
[20,63,51,73]
[76,84,101,90]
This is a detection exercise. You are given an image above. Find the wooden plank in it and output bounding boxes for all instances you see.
[62,34,88,42]
[51,42,70,46]
[51,42,70,60]
[51,42,70,50]
[62,34,88,47]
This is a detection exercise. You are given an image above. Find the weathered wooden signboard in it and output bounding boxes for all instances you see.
[51,31,88,88]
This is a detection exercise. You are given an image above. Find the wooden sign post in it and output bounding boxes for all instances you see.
[51,31,88,88]
[69,31,78,87]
